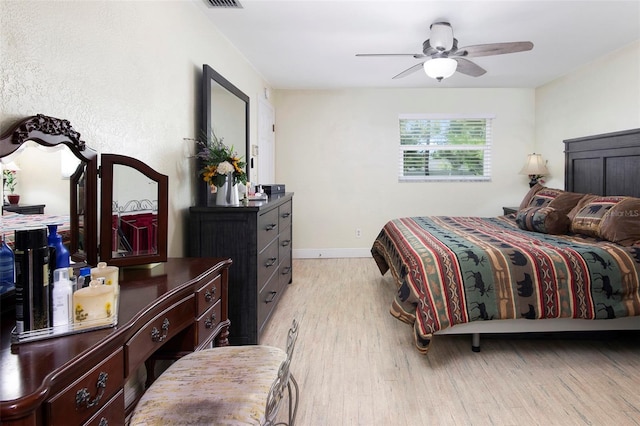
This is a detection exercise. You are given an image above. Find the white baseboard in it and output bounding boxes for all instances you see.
[293,248,372,259]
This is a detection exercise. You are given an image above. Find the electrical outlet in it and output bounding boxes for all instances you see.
[355,228,362,238]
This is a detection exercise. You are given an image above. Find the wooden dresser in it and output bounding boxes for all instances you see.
[0,257,230,426]
[189,193,293,345]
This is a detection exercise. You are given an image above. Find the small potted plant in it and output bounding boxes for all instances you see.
[3,169,19,205]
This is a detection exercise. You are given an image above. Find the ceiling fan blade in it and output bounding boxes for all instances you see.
[392,62,425,79]
[455,41,534,58]
[356,53,426,58]
[454,58,486,77]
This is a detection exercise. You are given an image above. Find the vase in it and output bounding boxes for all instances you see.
[7,194,20,205]
[216,173,239,206]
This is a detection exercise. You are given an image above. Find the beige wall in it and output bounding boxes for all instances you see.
[535,41,640,189]
[1,0,270,257]
[274,88,536,257]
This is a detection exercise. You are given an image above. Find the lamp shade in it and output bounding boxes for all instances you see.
[423,58,457,81]
[519,153,548,175]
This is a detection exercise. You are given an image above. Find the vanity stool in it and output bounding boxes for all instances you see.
[130,320,299,426]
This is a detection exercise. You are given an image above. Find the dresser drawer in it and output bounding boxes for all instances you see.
[125,295,194,376]
[47,348,124,426]
[279,200,292,229]
[258,207,279,250]
[258,239,279,291]
[195,273,221,317]
[279,227,292,262]
[195,299,222,349]
[82,389,125,426]
[279,257,293,289]
[257,273,285,335]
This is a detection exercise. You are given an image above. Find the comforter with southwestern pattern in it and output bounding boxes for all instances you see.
[371,216,640,353]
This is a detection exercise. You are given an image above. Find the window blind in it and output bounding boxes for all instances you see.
[398,114,493,182]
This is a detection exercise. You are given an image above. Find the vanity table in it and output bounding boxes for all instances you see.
[0,257,230,426]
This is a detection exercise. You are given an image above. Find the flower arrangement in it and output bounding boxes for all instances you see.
[3,170,17,194]
[193,132,247,188]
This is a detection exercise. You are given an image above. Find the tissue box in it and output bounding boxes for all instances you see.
[262,184,285,195]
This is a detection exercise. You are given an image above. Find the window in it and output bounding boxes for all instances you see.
[399,114,493,182]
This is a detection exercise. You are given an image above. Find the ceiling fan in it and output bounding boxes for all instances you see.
[356,22,534,82]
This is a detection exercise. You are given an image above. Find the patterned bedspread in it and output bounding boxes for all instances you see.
[371,215,640,353]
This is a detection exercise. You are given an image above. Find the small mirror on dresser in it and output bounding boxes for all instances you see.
[0,114,168,285]
[100,154,168,267]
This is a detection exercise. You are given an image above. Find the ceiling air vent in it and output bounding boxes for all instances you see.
[203,0,243,8]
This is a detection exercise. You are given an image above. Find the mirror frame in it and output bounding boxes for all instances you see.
[100,154,168,267]
[0,114,98,266]
[197,64,250,206]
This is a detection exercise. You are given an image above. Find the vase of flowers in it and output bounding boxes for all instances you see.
[194,132,247,206]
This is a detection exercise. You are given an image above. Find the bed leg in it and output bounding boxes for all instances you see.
[471,333,480,352]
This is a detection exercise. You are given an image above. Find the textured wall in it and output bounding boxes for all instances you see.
[1,0,269,257]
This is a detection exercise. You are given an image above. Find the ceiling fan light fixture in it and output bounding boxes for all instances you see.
[423,58,457,81]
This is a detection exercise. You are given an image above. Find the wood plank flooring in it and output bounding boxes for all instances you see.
[260,258,640,426]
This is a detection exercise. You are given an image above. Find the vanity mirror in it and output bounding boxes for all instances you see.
[0,114,168,273]
[197,64,250,206]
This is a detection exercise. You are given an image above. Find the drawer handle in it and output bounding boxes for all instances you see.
[265,257,277,267]
[75,371,108,409]
[204,312,217,329]
[99,418,108,426]
[281,239,291,247]
[282,266,292,274]
[265,291,277,303]
[204,286,217,302]
[281,212,291,218]
[265,223,277,231]
[151,318,170,342]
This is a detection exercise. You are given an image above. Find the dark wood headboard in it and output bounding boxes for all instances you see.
[564,128,640,197]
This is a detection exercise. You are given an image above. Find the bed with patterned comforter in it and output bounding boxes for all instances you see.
[371,214,640,353]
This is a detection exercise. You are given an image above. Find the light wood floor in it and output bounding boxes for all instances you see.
[260,258,640,426]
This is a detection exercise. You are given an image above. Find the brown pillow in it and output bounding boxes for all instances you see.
[527,188,565,208]
[570,196,629,237]
[599,197,640,246]
[516,206,570,235]
[548,192,587,219]
[518,182,545,211]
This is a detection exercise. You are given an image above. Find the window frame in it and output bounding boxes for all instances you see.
[398,113,494,183]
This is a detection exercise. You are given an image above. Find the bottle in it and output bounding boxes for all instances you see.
[77,266,92,289]
[73,279,116,328]
[91,262,119,297]
[47,224,70,281]
[51,267,73,331]
[0,236,15,294]
[14,227,50,333]
[47,224,70,328]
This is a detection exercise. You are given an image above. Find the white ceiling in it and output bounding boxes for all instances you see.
[196,0,640,89]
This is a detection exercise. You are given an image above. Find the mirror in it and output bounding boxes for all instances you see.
[0,114,168,272]
[0,115,98,266]
[100,154,168,267]
[197,64,250,206]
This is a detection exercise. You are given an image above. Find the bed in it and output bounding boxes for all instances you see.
[371,128,640,353]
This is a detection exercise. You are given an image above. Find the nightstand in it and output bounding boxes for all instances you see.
[502,206,518,215]
[3,204,45,214]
